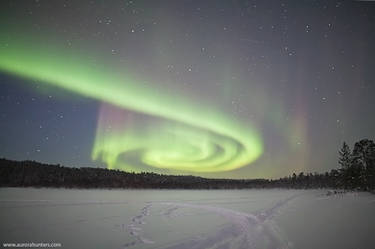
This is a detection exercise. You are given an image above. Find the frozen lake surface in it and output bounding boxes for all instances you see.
[0,188,374,249]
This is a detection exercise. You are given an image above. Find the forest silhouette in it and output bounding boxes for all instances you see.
[1,139,374,191]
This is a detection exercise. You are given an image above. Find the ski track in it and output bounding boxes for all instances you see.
[123,194,298,249]
[122,203,155,248]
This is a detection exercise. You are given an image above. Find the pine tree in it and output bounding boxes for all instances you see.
[338,142,352,188]
[352,139,375,190]
[338,142,351,170]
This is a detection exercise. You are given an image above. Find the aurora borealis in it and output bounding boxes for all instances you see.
[0,1,374,178]
[0,34,262,173]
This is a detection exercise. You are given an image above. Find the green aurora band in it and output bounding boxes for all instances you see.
[0,35,263,173]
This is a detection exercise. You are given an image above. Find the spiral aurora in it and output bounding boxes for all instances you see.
[0,35,263,173]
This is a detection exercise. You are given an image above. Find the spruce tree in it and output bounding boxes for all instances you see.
[352,139,375,190]
[338,142,351,170]
[338,142,352,188]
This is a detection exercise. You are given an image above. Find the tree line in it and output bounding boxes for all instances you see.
[337,139,375,190]
[0,139,374,190]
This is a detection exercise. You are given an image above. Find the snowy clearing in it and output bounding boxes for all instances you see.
[0,188,374,249]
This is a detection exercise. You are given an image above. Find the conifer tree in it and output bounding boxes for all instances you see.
[338,142,351,170]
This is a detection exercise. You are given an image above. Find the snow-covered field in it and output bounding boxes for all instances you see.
[0,188,374,249]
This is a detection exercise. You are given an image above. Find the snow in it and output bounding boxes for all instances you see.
[0,188,374,249]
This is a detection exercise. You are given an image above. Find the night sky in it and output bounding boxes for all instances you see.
[0,0,374,179]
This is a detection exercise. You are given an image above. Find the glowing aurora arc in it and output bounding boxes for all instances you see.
[0,35,263,173]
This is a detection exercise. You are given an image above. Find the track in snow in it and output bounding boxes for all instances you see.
[123,194,298,249]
